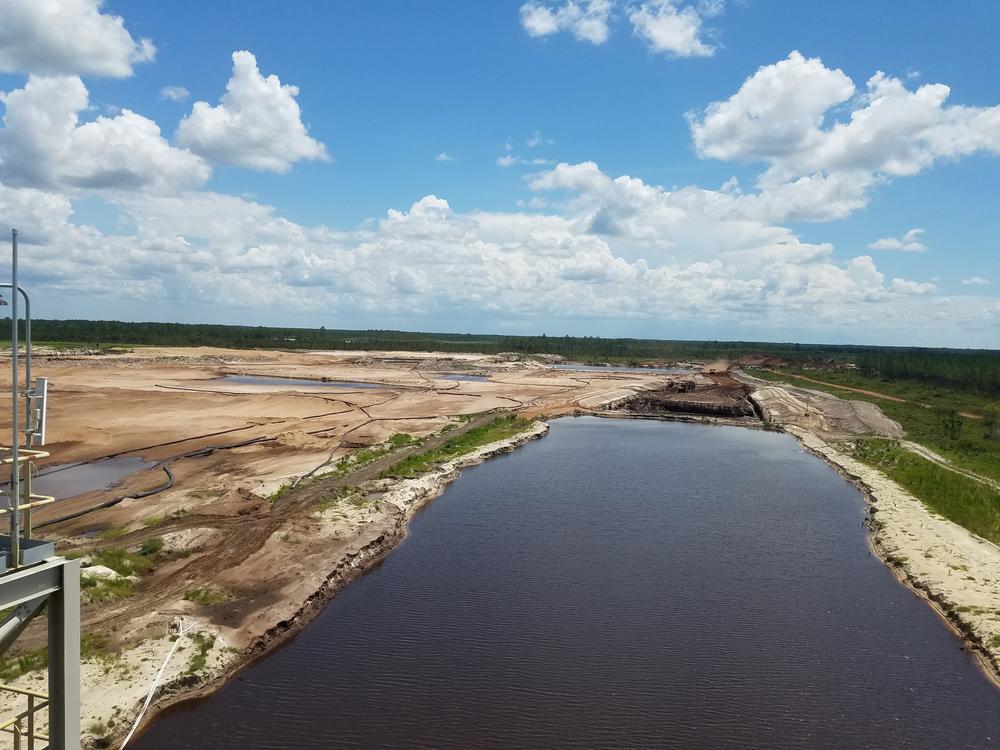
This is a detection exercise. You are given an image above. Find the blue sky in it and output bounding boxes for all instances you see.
[0,0,997,346]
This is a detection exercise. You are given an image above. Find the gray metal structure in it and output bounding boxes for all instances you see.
[0,228,82,748]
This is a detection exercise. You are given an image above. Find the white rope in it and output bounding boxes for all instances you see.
[119,619,197,749]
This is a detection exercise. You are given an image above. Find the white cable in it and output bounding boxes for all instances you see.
[119,619,197,749]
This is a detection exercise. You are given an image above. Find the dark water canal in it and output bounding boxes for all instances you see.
[137,417,1000,748]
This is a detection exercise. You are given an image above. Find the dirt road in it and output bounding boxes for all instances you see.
[762,369,983,419]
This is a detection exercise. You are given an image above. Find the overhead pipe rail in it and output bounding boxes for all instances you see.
[0,229,81,748]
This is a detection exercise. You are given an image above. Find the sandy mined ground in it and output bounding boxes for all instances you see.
[0,347,680,747]
[742,372,1000,685]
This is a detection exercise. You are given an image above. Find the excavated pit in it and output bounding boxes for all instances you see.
[608,376,761,419]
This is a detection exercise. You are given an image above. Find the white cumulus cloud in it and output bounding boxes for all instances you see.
[519,0,613,44]
[2,158,989,346]
[688,51,1000,220]
[629,0,721,57]
[962,276,990,286]
[497,155,552,167]
[434,152,454,162]
[0,0,155,78]
[0,75,209,193]
[868,228,927,253]
[527,130,555,147]
[176,51,329,173]
[160,85,190,102]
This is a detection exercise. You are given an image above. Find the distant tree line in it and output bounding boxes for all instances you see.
[854,350,1000,398]
[5,318,999,397]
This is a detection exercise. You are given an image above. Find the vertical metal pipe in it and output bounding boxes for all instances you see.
[24,460,32,539]
[19,285,31,542]
[27,693,34,750]
[10,228,19,567]
[21,286,29,397]
[0,286,30,385]
[48,558,82,748]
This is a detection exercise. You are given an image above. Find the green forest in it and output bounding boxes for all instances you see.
[5,317,1000,397]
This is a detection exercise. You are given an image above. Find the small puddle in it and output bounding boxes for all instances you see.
[32,456,153,500]
[439,374,489,382]
[219,375,383,389]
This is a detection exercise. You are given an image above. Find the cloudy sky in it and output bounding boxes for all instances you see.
[0,0,997,347]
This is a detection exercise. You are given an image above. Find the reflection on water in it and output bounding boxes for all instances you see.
[137,418,1000,749]
[32,456,152,500]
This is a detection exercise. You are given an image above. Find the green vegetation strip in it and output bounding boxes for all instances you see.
[851,439,1000,545]
[1,634,113,681]
[186,632,217,674]
[323,432,417,478]
[751,367,1000,484]
[72,540,166,602]
[380,415,534,478]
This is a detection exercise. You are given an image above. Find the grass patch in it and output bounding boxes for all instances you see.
[316,486,358,513]
[183,586,231,605]
[143,506,191,528]
[380,415,533,479]
[99,525,127,541]
[322,433,419,478]
[186,632,216,674]
[80,543,162,601]
[0,647,47,681]
[750,367,1000,483]
[388,432,415,448]
[91,546,155,577]
[139,537,163,556]
[82,576,136,601]
[87,721,110,746]
[81,633,112,659]
[1,634,115,681]
[267,483,293,503]
[850,439,1000,545]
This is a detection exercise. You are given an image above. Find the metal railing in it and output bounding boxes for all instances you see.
[0,452,54,541]
[0,682,49,749]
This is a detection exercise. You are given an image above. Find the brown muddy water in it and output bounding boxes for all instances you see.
[136,417,1000,748]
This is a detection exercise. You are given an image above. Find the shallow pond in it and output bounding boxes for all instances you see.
[219,375,383,389]
[32,456,152,500]
[439,373,489,382]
